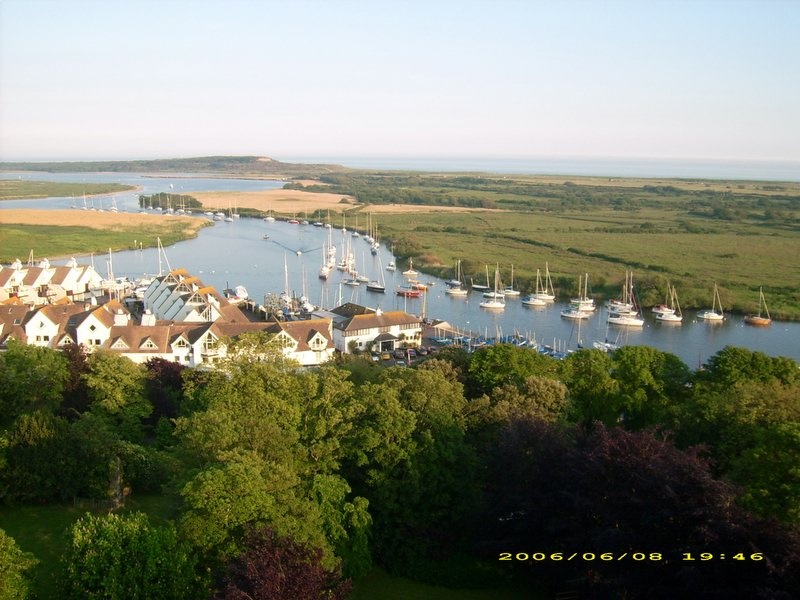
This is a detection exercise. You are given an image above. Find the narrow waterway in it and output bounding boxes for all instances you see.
[2,172,798,367]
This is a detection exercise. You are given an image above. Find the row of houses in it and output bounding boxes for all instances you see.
[0,265,423,367]
[0,257,107,305]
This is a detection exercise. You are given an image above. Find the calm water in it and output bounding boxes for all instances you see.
[1,171,799,367]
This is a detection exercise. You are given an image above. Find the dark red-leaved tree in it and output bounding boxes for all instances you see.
[481,419,800,599]
[215,527,352,600]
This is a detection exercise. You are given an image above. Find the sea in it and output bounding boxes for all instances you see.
[1,158,799,368]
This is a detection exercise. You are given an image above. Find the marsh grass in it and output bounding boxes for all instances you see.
[378,204,800,319]
[0,221,208,262]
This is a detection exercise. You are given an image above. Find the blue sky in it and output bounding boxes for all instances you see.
[1,0,798,162]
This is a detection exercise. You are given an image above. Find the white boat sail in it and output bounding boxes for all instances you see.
[697,282,724,321]
[479,265,506,309]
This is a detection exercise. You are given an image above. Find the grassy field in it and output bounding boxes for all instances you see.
[0,180,136,200]
[351,568,535,600]
[0,211,209,262]
[376,208,800,319]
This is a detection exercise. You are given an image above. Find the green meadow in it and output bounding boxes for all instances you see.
[0,222,209,263]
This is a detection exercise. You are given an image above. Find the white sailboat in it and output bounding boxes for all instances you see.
[503,264,521,297]
[655,284,683,323]
[561,274,594,320]
[523,268,547,305]
[569,273,595,311]
[471,264,491,292]
[445,259,468,296]
[697,283,724,321]
[402,257,419,278]
[607,273,644,327]
[534,262,556,301]
[479,265,506,310]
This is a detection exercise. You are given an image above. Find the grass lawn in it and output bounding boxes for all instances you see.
[350,568,536,600]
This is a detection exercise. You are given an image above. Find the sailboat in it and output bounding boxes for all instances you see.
[744,287,772,326]
[697,283,724,321]
[569,273,595,311]
[402,257,419,278]
[445,260,468,296]
[655,284,683,323]
[652,282,676,316]
[503,264,521,297]
[471,264,491,292]
[479,265,505,309]
[534,262,556,301]
[386,244,397,272]
[523,268,547,305]
[607,273,644,327]
[561,274,594,320]
[366,253,387,293]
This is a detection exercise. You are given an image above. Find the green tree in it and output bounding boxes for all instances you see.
[352,368,478,580]
[83,351,151,442]
[467,343,558,397]
[730,422,800,524]
[610,345,690,428]
[3,411,73,502]
[0,340,68,425]
[696,345,800,391]
[487,376,570,424]
[0,528,37,600]
[61,512,204,599]
[176,360,370,575]
[561,348,620,424]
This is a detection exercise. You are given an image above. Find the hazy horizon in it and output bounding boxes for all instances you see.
[1,0,798,163]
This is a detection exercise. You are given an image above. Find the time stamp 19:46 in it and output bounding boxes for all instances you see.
[499,552,765,562]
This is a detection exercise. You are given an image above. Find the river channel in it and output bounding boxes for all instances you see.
[2,171,798,367]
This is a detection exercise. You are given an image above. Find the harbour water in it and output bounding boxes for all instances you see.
[1,171,799,367]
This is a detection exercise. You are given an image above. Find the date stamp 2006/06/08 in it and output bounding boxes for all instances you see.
[498,552,765,562]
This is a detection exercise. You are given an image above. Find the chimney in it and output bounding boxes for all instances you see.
[114,309,129,327]
[141,310,156,326]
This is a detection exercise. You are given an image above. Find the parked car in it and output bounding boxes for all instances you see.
[380,352,392,361]
[417,346,428,356]
[394,348,406,359]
